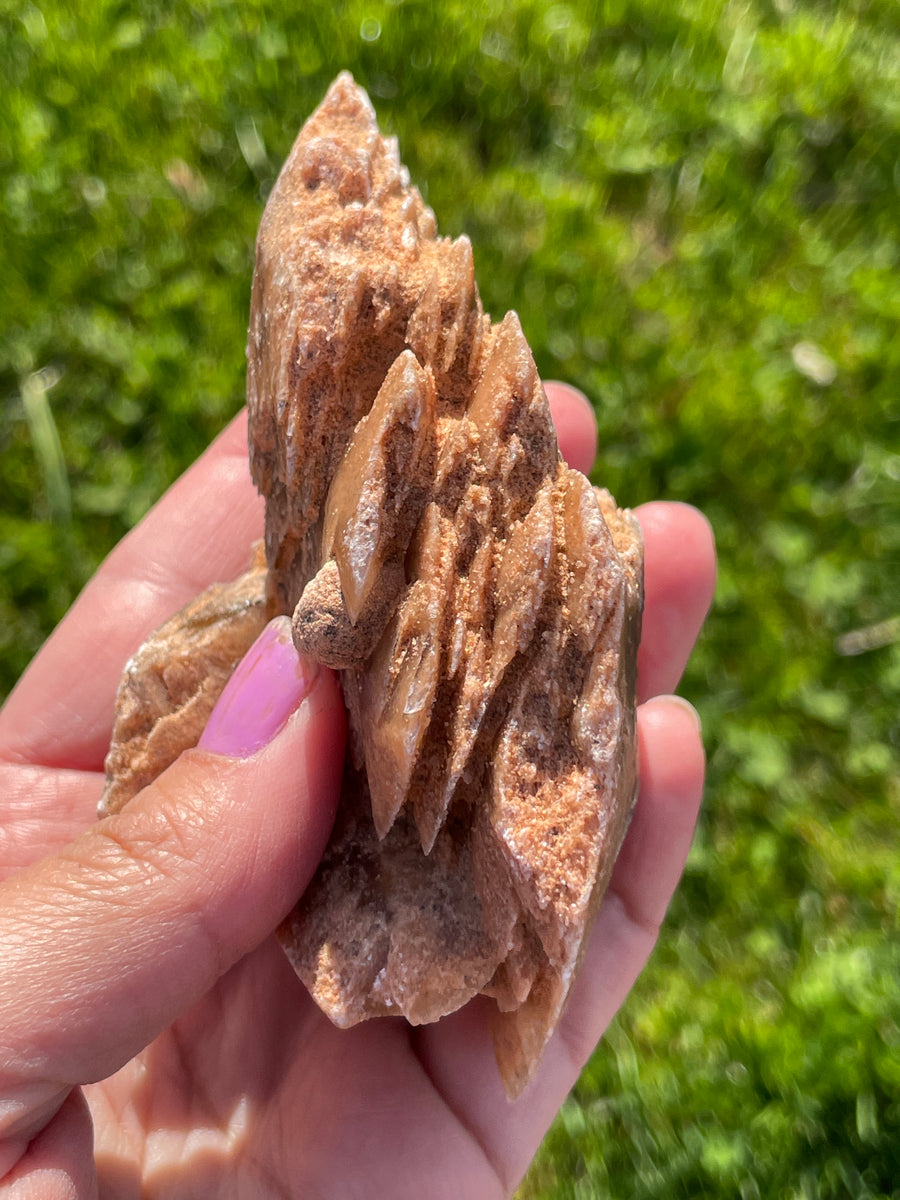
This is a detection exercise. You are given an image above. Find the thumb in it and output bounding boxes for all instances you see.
[0,618,345,1154]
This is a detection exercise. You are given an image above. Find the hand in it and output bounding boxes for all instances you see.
[0,386,715,1198]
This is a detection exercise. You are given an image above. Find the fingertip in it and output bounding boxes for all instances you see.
[636,497,715,535]
[633,501,717,702]
[198,617,320,759]
[616,695,706,892]
[640,692,704,741]
[637,693,707,813]
[545,381,598,476]
[636,500,717,610]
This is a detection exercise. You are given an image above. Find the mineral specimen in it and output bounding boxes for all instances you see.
[102,73,643,1098]
[100,543,267,817]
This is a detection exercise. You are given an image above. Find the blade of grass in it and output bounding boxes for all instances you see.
[20,368,72,527]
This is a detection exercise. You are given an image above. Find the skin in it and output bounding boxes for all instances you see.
[0,384,716,1198]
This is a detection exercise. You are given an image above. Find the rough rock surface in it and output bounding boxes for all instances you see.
[102,73,643,1098]
[251,74,644,1096]
[100,544,267,816]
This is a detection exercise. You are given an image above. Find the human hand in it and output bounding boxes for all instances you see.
[0,385,715,1198]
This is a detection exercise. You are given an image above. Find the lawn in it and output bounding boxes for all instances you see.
[1,2,898,1195]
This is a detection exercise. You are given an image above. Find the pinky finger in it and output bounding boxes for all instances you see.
[1,1089,98,1199]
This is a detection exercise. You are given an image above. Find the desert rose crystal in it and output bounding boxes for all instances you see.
[102,73,643,1097]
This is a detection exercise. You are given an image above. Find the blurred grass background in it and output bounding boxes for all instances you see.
[1,1,898,1195]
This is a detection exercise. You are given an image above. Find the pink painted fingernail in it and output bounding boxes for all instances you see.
[199,617,319,758]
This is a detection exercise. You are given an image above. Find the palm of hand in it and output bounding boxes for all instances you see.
[92,947,484,1198]
[92,939,538,1199]
[0,394,714,1197]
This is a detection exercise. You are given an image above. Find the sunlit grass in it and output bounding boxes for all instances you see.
[2,3,898,1195]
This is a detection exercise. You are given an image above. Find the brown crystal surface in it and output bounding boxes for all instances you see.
[247,76,486,617]
[102,73,643,1098]
[100,544,267,817]
[253,74,644,1095]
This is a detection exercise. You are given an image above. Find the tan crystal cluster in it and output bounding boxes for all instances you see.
[102,73,643,1097]
[100,545,267,816]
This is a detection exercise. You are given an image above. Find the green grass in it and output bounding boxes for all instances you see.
[2,2,898,1195]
